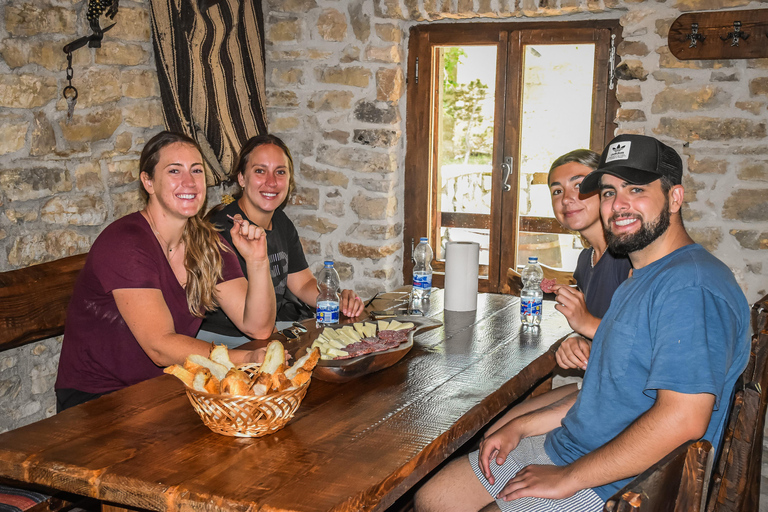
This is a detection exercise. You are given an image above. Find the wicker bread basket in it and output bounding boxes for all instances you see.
[185,363,310,438]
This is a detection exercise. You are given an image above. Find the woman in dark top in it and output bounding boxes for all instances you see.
[547,150,632,343]
[55,131,276,411]
[484,149,631,435]
[198,134,364,347]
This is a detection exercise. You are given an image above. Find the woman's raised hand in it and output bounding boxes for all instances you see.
[340,289,365,318]
[228,214,268,263]
[551,284,600,339]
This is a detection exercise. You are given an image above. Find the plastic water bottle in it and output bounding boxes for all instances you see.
[412,237,433,302]
[316,260,340,326]
[520,256,544,327]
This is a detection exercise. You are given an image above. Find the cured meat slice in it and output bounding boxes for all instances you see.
[378,330,409,343]
[333,328,414,360]
[337,341,380,359]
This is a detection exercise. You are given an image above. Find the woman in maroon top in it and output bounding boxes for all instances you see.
[55,132,276,411]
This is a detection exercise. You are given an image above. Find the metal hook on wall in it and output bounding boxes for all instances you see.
[685,23,706,48]
[721,20,750,47]
[59,0,120,122]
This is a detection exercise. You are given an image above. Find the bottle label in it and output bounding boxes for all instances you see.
[520,298,542,317]
[316,300,339,324]
[413,273,432,289]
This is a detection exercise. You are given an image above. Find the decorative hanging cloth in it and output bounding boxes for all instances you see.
[148,0,268,184]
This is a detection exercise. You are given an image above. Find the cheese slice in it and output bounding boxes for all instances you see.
[331,330,352,345]
[353,322,367,337]
[363,323,377,337]
[327,338,346,349]
[387,319,402,330]
[326,347,348,357]
[395,322,414,331]
[377,320,390,331]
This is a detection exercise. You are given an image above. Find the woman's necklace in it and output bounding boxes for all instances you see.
[591,247,597,269]
[145,209,183,262]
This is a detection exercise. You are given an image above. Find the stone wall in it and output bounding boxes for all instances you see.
[2,0,768,433]
[0,0,164,432]
[264,0,768,306]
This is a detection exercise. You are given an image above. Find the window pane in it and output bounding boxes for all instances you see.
[438,227,490,269]
[517,44,595,269]
[518,232,584,270]
[437,46,497,216]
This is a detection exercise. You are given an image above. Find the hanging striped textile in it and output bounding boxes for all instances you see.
[148,0,268,184]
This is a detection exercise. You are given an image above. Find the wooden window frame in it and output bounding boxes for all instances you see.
[403,19,621,292]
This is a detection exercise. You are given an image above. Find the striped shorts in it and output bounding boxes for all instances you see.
[468,435,604,512]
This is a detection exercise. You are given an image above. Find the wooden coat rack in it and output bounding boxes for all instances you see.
[668,9,768,60]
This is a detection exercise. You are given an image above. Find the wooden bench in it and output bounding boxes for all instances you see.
[604,293,768,512]
[0,253,88,511]
[0,253,87,352]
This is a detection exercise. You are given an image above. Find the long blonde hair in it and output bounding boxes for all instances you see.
[139,131,228,317]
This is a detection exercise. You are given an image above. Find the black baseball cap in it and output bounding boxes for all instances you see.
[579,134,683,194]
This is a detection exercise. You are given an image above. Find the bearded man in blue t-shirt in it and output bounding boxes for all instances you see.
[415,134,751,512]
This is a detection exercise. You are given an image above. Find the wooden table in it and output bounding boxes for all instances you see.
[0,290,573,512]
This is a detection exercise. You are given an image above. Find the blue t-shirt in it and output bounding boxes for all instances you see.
[573,247,632,319]
[544,244,750,501]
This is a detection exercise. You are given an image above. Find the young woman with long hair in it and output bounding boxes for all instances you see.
[546,149,632,369]
[55,131,276,411]
[198,134,364,347]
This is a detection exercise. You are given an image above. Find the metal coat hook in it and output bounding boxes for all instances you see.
[721,20,749,47]
[60,0,119,123]
[61,23,115,123]
[685,23,706,48]
[62,22,116,55]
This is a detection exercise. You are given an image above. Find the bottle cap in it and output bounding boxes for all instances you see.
[420,237,428,242]
[528,257,538,264]
[324,260,334,266]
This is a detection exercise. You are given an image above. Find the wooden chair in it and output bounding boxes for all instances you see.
[704,302,768,512]
[604,293,768,512]
[603,440,713,512]
[540,262,577,287]
[501,268,523,296]
[500,264,575,296]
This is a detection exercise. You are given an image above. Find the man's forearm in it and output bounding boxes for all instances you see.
[564,390,714,490]
[513,390,579,438]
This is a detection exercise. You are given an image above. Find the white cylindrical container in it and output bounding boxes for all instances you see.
[443,241,480,312]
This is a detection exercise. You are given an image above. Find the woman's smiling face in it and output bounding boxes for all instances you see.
[141,142,207,219]
[548,161,601,233]
[238,143,291,216]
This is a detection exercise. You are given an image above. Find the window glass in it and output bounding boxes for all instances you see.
[517,43,595,269]
[437,46,497,216]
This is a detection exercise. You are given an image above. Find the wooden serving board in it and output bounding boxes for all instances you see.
[312,316,443,383]
[668,9,768,61]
